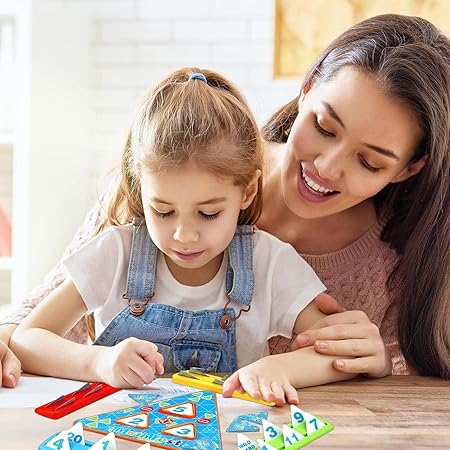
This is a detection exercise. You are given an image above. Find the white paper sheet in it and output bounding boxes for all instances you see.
[0,375,198,409]
[0,375,84,408]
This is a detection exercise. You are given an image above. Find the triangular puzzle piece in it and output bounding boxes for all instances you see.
[67,422,85,445]
[44,431,71,450]
[303,411,326,435]
[238,412,268,426]
[78,390,221,449]
[237,433,258,449]
[257,438,277,449]
[262,419,282,441]
[290,405,306,427]
[137,444,152,450]
[90,432,117,449]
[282,424,304,447]
[226,417,260,433]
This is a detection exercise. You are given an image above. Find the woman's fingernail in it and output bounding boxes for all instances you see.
[317,341,328,350]
[336,360,345,369]
[297,334,311,345]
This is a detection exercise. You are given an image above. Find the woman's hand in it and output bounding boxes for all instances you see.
[0,341,21,388]
[95,337,164,388]
[222,355,299,406]
[293,304,392,378]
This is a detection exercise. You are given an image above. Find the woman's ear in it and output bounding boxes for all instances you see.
[241,170,262,209]
[391,155,428,183]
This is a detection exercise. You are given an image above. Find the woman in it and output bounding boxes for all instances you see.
[1,14,449,386]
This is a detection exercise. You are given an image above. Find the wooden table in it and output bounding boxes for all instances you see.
[0,375,449,449]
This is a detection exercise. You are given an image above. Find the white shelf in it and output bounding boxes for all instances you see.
[0,256,12,270]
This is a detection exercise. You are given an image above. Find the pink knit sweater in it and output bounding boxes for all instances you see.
[269,219,409,375]
[1,203,409,375]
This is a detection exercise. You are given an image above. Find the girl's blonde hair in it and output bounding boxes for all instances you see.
[99,67,263,232]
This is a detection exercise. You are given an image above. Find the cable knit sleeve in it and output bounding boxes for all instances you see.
[0,198,107,343]
[378,295,417,375]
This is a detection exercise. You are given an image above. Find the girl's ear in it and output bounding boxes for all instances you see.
[391,155,428,183]
[241,169,262,210]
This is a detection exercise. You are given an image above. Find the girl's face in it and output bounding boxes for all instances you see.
[281,67,425,220]
[140,161,257,285]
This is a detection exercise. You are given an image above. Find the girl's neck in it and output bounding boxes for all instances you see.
[164,252,224,286]
[259,143,378,255]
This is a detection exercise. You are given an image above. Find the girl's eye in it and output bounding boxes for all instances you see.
[154,209,174,219]
[200,212,220,221]
[313,117,335,137]
[359,155,381,172]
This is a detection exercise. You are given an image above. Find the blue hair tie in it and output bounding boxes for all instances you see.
[189,73,207,83]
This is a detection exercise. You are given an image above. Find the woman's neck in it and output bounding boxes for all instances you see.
[259,143,378,255]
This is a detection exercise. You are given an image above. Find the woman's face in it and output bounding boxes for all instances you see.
[281,67,425,220]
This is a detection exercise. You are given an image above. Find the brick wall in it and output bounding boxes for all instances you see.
[61,0,299,204]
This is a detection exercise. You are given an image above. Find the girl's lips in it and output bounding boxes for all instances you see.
[172,250,204,261]
[297,166,340,203]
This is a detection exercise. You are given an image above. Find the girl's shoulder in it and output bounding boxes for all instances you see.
[253,228,304,263]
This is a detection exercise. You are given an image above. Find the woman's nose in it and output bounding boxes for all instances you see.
[314,149,344,181]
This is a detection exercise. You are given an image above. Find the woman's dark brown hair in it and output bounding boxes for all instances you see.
[263,14,450,378]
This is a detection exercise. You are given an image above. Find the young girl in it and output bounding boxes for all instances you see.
[10,68,353,405]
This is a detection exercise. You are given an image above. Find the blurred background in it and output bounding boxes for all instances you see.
[0,0,448,308]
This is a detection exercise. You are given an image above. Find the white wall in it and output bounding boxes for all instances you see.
[26,0,300,292]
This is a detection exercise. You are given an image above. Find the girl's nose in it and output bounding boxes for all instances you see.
[173,223,199,243]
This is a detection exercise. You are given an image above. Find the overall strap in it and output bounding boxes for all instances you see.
[122,218,158,315]
[225,225,255,307]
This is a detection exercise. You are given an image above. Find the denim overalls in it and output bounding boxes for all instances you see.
[94,220,255,373]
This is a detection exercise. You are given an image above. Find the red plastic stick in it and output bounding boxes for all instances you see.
[35,382,121,419]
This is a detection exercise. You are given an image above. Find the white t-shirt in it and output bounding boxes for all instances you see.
[63,225,325,367]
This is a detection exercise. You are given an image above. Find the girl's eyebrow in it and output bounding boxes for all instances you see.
[151,197,227,206]
[196,197,227,206]
[322,101,400,161]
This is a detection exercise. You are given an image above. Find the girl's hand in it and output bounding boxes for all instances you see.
[95,337,164,388]
[222,356,299,406]
[0,342,21,388]
[292,310,392,378]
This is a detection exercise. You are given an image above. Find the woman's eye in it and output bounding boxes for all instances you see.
[154,209,174,219]
[313,117,335,137]
[200,212,220,221]
[359,156,381,172]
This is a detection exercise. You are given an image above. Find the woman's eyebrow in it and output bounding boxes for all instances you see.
[322,101,345,128]
[362,143,400,160]
[322,101,400,160]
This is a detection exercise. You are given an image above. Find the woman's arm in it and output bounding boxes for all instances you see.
[292,294,392,378]
[10,280,164,388]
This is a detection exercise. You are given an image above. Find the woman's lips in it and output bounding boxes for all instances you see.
[297,166,340,203]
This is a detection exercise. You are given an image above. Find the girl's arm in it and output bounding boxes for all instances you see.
[10,280,99,379]
[10,280,164,387]
[222,295,355,405]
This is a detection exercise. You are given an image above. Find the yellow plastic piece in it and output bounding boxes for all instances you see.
[172,369,275,407]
